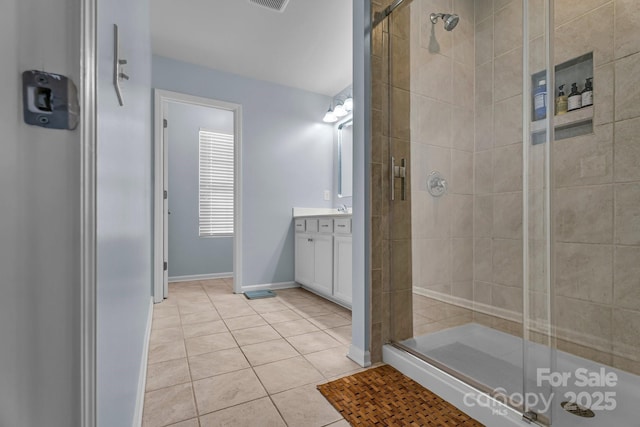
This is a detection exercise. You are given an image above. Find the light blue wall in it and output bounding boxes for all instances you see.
[153,56,335,286]
[96,0,153,425]
[167,102,234,277]
[0,0,81,425]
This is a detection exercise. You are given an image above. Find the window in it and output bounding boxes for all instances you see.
[199,130,234,237]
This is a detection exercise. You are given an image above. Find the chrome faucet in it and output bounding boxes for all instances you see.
[337,204,349,213]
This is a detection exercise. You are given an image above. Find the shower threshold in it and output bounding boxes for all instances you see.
[384,323,639,427]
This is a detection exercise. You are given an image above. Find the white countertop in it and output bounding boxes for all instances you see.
[292,207,352,218]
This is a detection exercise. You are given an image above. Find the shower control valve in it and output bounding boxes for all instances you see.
[427,171,447,197]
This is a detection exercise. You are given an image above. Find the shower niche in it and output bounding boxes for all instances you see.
[531,52,594,145]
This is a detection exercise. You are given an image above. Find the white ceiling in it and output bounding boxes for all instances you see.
[151,0,353,96]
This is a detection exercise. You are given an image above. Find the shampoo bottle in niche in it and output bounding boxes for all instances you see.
[582,77,593,107]
[568,83,582,111]
[556,84,568,115]
[534,79,547,120]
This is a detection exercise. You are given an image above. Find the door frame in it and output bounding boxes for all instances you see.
[153,89,243,301]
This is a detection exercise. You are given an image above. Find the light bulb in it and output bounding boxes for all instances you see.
[323,109,337,123]
[343,97,353,111]
[334,103,348,117]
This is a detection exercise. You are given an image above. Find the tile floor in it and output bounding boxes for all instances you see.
[142,278,361,427]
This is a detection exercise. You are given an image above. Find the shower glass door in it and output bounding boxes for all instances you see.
[374,0,554,423]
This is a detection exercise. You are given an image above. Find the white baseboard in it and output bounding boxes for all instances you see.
[240,281,299,292]
[169,272,233,283]
[133,297,153,427]
[348,344,371,368]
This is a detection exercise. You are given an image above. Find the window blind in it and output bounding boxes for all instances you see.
[199,130,234,237]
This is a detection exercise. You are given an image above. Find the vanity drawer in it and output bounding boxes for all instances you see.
[318,219,333,233]
[294,219,306,232]
[334,218,351,234]
[305,219,319,233]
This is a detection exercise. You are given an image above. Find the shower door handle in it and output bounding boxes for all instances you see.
[390,156,407,201]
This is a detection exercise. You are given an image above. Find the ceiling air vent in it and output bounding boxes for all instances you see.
[248,0,290,13]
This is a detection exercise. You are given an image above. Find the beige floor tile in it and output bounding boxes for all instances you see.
[324,326,352,345]
[182,320,228,339]
[271,384,343,427]
[142,383,197,427]
[223,314,267,331]
[148,340,187,365]
[241,339,299,366]
[304,346,361,378]
[181,310,221,325]
[326,420,350,426]
[231,325,281,346]
[286,331,342,355]
[260,309,303,324]
[247,299,289,314]
[216,302,257,319]
[150,327,184,345]
[185,332,237,357]
[178,302,215,316]
[145,358,191,392]
[270,319,321,337]
[166,419,199,427]
[188,347,250,381]
[253,356,324,394]
[308,314,351,330]
[193,368,267,415]
[200,278,228,286]
[153,305,180,320]
[293,304,335,318]
[199,397,286,427]
[152,315,182,330]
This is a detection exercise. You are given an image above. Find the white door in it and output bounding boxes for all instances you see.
[295,233,314,286]
[333,235,352,305]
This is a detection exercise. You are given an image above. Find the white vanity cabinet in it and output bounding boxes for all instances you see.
[294,216,352,308]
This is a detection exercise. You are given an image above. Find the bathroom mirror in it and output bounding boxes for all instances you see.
[338,118,353,198]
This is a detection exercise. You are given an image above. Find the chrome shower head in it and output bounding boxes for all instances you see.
[430,12,460,31]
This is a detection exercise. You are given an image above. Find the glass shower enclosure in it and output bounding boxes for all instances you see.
[371,0,640,425]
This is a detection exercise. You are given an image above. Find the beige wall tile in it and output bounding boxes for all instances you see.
[494,48,523,101]
[615,0,640,59]
[614,117,640,182]
[491,283,523,313]
[474,195,494,237]
[392,289,414,340]
[476,0,494,23]
[416,97,452,147]
[476,16,493,66]
[453,23,475,68]
[529,36,545,74]
[493,144,523,192]
[475,150,494,194]
[615,52,640,121]
[414,191,452,239]
[417,52,453,102]
[390,88,411,140]
[554,124,613,187]
[555,296,612,349]
[493,192,523,239]
[391,35,411,91]
[554,3,614,66]
[420,0,454,57]
[453,64,475,109]
[555,242,613,304]
[615,183,640,245]
[494,0,514,12]
[474,238,493,283]
[594,63,614,126]
[475,107,494,151]
[554,0,611,27]
[494,2,523,57]
[452,281,473,300]
[420,238,452,285]
[451,194,474,237]
[612,308,640,358]
[557,339,612,366]
[474,281,493,305]
[555,185,613,244]
[527,0,545,40]
[494,95,523,147]
[452,107,475,151]
[476,61,494,108]
[452,238,474,282]
[450,149,474,194]
[614,246,640,311]
[493,238,523,287]
[612,356,640,376]
[391,239,412,290]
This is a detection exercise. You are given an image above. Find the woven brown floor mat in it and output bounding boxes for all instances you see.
[317,365,485,426]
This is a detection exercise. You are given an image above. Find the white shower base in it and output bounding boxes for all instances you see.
[384,323,640,426]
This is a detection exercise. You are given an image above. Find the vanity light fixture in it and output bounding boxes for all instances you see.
[343,96,353,112]
[323,105,338,123]
[334,102,348,117]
